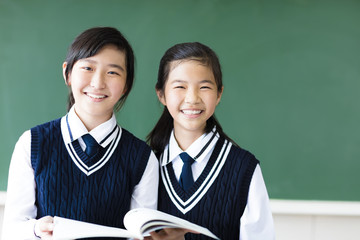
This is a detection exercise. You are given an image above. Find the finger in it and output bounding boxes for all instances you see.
[41,232,53,240]
[185,229,200,234]
[150,228,187,240]
[39,216,55,232]
[150,230,166,239]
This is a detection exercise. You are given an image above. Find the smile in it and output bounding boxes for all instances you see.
[86,93,107,99]
[181,110,202,115]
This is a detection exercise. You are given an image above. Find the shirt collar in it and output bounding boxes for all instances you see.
[161,127,219,166]
[63,106,119,148]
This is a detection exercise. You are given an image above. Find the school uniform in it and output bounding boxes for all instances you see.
[158,128,275,240]
[2,107,159,240]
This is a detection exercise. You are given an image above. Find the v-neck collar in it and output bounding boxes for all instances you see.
[60,108,122,176]
[161,127,218,166]
[63,106,118,149]
[160,136,233,214]
[65,128,121,176]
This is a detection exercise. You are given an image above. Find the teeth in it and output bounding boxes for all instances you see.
[182,110,202,115]
[87,93,106,99]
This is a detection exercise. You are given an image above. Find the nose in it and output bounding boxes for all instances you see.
[185,87,200,104]
[90,72,106,89]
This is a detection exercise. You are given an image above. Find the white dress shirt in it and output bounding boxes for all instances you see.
[1,107,159,240]
[161,129,275,240]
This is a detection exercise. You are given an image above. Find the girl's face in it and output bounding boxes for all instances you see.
[158,60,223,140]
[63,45,127,129]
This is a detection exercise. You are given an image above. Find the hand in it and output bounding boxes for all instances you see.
[34,216,54,239]
[149,228,199,240]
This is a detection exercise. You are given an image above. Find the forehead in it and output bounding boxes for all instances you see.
[77,45,126,69]
[96,44,125,60]
[82,44,124,60]
[168,60,214,81]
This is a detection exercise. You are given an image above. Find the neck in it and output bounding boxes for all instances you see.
[74,108,112,132]
[173,128,205,151]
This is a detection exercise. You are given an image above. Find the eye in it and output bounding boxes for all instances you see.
[200,85,212,90]
[82,66,93,71]
[108,71,120,76]
[174,85,185,89]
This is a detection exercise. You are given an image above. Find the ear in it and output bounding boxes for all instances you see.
[216,86,224,106]
[156,88,166,106]
[62,62,70,85]
[121,85,128,96]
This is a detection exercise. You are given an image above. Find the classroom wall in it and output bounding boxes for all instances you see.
[271,199,360,240]
[0,0,359,206]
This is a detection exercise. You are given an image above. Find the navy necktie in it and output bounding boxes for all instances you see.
[82,134,99,157]
[179,152,195,191]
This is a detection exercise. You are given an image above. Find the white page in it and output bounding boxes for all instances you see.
[124,208,219,239]
[53,216,141,240]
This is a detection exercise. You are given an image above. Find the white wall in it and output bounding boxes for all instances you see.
[0,192,5,239]
[271,199,360,240]
[1,193,360,240]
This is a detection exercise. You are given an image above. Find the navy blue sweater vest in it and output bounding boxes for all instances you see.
[158,137,259,239]
[31,118,151,239]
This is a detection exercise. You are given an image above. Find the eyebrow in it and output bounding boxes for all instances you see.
[80,59,125,72]
[170,79,215,85]
[199,79,216,85]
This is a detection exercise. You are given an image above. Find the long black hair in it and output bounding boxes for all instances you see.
[63,27,135,112]
[147,42,237,155]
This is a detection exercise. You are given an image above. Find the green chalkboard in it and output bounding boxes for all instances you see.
[1,0,359,201]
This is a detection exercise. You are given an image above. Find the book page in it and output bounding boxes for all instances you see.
[53,216,141,240]
[124,208,219,239]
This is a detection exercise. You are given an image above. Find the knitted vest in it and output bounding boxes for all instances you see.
[158,137,259,239]
[31,118,151,239]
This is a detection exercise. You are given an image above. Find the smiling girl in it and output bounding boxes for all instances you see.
[2,27,159,240]
[148,42,275,240]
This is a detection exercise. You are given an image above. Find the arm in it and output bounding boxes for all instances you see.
[130,151,159,210]
[2,131,38,239]
[1,131,54,240]
[239,165,275,240]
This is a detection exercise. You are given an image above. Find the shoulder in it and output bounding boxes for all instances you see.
[19,129,31,142]
[31,117,62,132]
[120,128,151,150]
[121,128,146,143]
[30,118,63,144]
[12,130,31,154]
[228,142,260,165]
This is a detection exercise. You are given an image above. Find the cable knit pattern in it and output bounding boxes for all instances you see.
[30,118,151,240]
[158,137,259,240]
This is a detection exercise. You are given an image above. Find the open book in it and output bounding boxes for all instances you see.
[53,208,219,240]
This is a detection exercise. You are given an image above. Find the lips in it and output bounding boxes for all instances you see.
[181,109,202,115]
[86,92,107,99]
